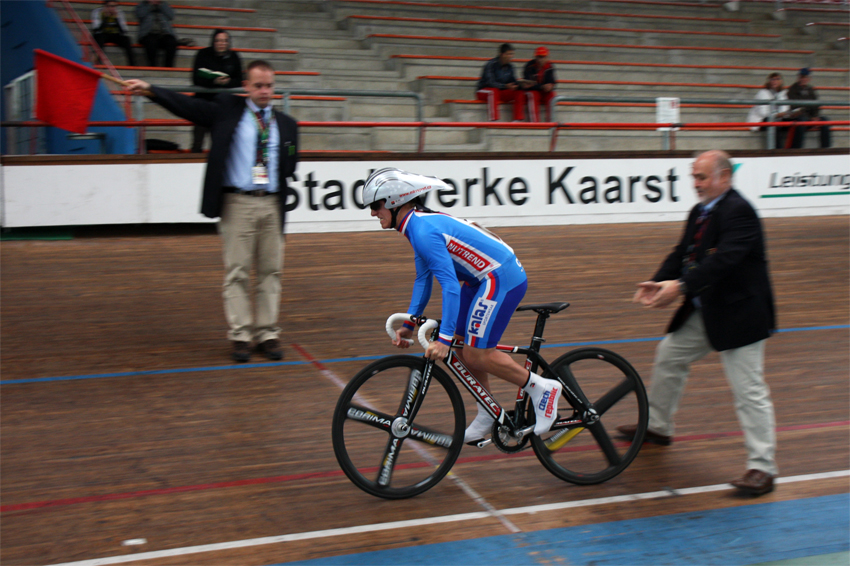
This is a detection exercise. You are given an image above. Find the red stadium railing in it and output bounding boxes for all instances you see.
[3,119,848,154]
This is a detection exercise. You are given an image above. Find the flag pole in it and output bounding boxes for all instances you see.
[100,73,152,97]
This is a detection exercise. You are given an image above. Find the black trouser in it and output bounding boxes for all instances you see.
[191,124,210,153]
[94,32,135,66]
[790,116,831,149]
[139,33,177,67]
[760,119,791,149]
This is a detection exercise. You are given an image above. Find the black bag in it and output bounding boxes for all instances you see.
[146,138,179,151]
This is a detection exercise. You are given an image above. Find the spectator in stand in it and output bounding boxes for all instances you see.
[746,72,793,149]
[786,68,831,149]
[522,46,557,122]
[476,43,525,122]
[191,29,242,152]
[136,0,177,68]
[91,0,136,66]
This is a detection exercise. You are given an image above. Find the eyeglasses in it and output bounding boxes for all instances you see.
[369,201,384,211]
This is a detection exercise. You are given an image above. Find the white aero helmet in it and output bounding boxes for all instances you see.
[362,168,447,210]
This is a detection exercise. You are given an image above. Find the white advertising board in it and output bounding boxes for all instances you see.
[2,155,847,231]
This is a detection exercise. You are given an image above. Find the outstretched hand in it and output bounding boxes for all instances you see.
[634,280,682,309]
[124,79,151,96]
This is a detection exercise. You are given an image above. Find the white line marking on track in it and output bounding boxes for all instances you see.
[51,470,849,566]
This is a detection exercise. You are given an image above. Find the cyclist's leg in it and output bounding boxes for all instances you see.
[453,284,499,442]
[458,271,529,385]
[458,274,561,434]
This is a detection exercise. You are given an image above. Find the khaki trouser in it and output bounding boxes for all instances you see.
[648,311,777,475]
[217,193,284,343]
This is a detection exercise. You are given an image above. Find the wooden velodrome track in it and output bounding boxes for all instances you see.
[1,214,848,565]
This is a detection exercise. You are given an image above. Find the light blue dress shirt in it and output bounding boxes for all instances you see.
[223,98,280,193]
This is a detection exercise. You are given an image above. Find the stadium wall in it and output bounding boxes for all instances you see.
[1,153,847,231]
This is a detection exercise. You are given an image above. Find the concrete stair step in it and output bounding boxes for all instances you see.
[368,40,824,69]
[297,55,388,72]
[276,35,363,50]
[341,19,786,50]
[397,59,850,85]
[327,2,754,32]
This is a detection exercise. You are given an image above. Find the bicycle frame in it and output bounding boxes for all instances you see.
[420,309,596,443]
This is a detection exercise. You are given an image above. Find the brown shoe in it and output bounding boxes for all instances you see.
[616,424,672,446]
[731,469,774,496]
[257,338,283,360]
[232,341,251,363]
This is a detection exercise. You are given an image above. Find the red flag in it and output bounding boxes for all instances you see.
[34,49,103,134]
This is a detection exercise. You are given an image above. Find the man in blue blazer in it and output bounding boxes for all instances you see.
[618,150,777,496]
[127,60,298,363]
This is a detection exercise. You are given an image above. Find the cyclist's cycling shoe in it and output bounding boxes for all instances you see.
[464,411,495,445]
[523,373,562,436]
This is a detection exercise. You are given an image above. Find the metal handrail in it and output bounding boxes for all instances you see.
[4,89,846,154]
[4,119,847,154]
[550,95,847,149]
[141,86,425,123]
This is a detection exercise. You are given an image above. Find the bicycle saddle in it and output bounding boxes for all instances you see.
[516,302,570,315]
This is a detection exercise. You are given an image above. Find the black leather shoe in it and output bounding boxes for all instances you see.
[616,424,672,446]
[257,339,283,360]
[232,341,250,363]
[731,469,774,496]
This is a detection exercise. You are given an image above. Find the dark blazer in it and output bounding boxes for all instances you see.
[148,85,298,232]
[653,188,776,351]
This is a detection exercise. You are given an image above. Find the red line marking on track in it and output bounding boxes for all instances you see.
[4,390,845,516]
[0,470,348,513]
[290,342,329,371]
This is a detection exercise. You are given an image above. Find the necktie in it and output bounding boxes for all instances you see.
[683,206,710,275]
[254,110,268,166]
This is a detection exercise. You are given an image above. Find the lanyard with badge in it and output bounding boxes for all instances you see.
[251,110,270,185]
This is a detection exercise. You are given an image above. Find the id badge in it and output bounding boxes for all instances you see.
[252,165,270,185]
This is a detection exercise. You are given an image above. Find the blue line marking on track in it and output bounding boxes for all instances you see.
[278,494,850,566]
[3,324,847,386]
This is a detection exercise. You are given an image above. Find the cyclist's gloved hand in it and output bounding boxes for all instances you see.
[393,327,414,349]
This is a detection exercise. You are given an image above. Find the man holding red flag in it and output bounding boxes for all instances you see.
[125,61,298,363]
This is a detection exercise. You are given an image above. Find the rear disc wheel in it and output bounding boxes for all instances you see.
[530,348,648,484]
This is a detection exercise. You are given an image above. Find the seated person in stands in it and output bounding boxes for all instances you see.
[786,68,831,149]
[136,0,177,68]
[91,0,136,66]
[522,46,556,122]
[746,72,793,149]
[476,43,525,122]
[191,29,242,152]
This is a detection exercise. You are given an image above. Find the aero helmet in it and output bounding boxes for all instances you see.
[362,168,446,209]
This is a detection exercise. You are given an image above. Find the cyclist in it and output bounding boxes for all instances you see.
[362,167,562,443]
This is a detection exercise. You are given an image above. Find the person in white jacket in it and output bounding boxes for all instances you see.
[746,73,795,148]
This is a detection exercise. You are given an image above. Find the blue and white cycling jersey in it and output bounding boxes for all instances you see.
[397,208,527,346]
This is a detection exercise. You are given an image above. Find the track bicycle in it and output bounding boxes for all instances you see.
[331,302,648,499]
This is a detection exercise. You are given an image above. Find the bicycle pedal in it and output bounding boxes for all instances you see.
[466,438,492,449]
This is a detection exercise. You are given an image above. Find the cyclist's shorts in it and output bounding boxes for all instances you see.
[456,269,528,349]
